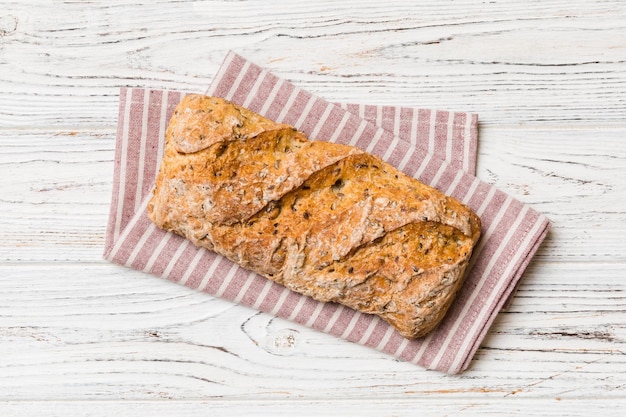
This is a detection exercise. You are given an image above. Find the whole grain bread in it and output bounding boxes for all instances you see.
[147,94,481,339]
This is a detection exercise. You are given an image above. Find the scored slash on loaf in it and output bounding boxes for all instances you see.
[147,94,481,339]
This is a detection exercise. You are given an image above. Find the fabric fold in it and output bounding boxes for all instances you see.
[104,51,549,374]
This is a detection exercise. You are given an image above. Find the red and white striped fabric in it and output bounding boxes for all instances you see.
[104,51,550,374]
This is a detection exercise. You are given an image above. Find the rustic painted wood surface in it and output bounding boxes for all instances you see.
[1,0,625,415]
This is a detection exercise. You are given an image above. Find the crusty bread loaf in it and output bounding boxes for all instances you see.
[147,94,481,339]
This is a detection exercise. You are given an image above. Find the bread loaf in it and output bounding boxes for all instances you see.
[147,94,481,339]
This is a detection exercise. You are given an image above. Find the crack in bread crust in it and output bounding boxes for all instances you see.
[148,94,481,339]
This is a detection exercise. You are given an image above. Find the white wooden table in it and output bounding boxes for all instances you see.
[1,1,625,415]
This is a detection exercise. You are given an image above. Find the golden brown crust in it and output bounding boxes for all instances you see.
[148,94,481,339]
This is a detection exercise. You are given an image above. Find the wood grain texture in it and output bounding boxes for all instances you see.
[0,1,625,127]
[1,0,625,415]
[1,127,624,262]
[1,263,624,401]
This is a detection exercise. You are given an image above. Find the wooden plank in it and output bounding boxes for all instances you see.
[0,130,113,262]
[1,399,625,417]
[0,1,625,127]
[1,127,624,262]
[0,262,624,401]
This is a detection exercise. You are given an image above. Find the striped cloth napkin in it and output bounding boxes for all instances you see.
[104,51,550,374]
